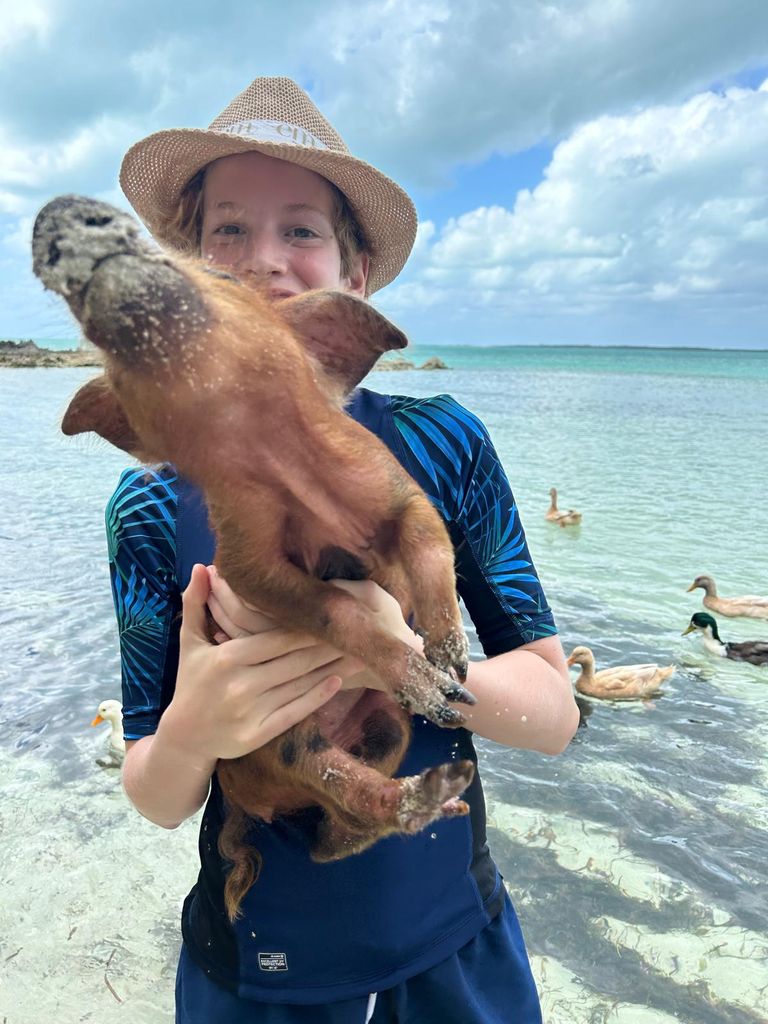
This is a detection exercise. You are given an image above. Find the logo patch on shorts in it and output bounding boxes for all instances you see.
[258,952,288,972]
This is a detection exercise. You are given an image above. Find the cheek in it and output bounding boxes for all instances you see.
[201,243,238,270]
[293,247,344,288]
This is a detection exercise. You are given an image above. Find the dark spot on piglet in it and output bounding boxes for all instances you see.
[360,708,406,762]
[280,737,298,766]
[307,730,331,753]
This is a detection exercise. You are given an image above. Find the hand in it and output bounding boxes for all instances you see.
[158,565,344,763]
[326,579,424,690]
[206,570,423,693]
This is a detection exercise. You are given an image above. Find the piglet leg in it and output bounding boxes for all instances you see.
[219,735,475,858]
[215,526,473,727]
[393,494,470,680]
[311,756,475,862]
[217,716,474,920]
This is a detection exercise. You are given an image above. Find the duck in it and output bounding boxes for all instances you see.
[566,645,674,699]
[92,699,125,767]
[687,575,768,620]
[545,488,582,527]
[682,613,768,666]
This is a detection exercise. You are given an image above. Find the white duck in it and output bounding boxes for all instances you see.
[92,699,125,767]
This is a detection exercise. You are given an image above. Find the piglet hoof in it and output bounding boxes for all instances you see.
[423,629,471,686]
[397,760,475,834]
[397,654,475,728]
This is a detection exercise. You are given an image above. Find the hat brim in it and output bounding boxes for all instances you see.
[119,129,417,294]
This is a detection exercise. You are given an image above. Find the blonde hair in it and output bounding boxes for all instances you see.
[164,166,370,292]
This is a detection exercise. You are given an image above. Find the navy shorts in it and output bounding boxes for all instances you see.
[175,891,542,1024]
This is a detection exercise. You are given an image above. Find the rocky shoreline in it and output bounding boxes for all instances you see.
[373,355,449,371]
[0,341,449,371]
[0,340,103,368]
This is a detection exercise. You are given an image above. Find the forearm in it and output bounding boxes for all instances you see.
[461,639,579,754]
[122,716,217,829]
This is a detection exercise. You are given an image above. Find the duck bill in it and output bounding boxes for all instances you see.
[685,583,696,592]
[681,624,696,636]
[91,715,104,726]
[566,656,576,666]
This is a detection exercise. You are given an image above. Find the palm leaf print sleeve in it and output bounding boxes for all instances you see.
[389,394,557,656]
[105,466,180,740]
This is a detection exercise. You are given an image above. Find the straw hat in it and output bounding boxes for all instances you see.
[120,76,417,293]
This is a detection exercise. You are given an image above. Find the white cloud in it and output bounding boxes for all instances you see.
[0,1,51,53]
[395,81,768,328]
[321,0,768,182]
[1,0,767,342]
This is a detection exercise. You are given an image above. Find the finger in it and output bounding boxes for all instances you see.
[180,565,212,647]
[207,592,254,640]
[208,566,275,630]
[257,675,343,746]
[220,627,330,668]
[240,640,347,684]
[328,578,384,611]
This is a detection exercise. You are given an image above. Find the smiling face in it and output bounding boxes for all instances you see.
[200,151,368,300]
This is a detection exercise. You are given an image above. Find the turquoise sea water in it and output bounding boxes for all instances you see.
[1,347,767,1022]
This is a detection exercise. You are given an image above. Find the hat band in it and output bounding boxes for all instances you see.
[217,118,329,150]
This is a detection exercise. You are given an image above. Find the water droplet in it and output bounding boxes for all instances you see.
[521,715,528,723]
[430,833,437,839]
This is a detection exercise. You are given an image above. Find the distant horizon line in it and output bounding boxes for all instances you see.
[4,336,767,354]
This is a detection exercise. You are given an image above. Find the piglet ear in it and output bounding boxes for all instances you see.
[277,290,408,392]
[62,374,143,456]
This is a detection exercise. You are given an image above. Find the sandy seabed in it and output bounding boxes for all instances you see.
[0,745,198,1022]
[4,743,752,1024]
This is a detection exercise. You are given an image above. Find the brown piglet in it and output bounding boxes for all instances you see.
[32,195,476,920]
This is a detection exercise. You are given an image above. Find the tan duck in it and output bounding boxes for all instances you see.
[687,575,768,620]
[566,646,674,700]
[682,613,768,666]
[92,699,125,768]
[545,488,582,527]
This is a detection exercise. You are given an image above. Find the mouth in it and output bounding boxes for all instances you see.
[267,289,296,302]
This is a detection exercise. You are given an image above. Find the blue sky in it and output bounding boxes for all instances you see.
[2,0,768,348]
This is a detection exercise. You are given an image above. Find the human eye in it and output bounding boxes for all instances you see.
[286,226,320,241]
[212,223,245,237]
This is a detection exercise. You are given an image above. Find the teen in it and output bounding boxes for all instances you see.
[112,76,579,1023]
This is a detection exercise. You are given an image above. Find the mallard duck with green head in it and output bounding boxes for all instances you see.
[682,613,768,666]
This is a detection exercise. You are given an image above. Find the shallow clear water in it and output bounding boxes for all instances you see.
[1,352,767,1022]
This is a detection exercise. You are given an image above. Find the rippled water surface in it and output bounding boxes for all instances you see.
[1,351,767,1023]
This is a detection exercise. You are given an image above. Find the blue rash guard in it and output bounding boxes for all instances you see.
[107,388,557,1005]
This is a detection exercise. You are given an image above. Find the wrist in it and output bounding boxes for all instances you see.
[155,707,218,777]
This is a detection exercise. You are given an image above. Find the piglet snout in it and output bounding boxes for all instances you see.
[32,196,148,310]
[32,195,209,366]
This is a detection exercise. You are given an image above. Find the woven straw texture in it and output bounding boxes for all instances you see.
[120,77,417,293]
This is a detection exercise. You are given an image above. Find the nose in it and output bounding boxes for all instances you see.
[231,231,288,282]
